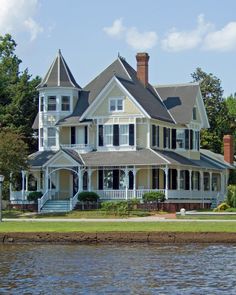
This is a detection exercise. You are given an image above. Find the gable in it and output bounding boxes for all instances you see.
[44,150,80,167]
[92,84,142,117]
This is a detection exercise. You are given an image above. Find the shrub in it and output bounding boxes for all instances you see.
[213,202,230,212]
[128,198,140,209]
[226,185,236,208]
[27,191,43,202]
[101,201,129,216]
[77,191,99,202]
[142,192,165,203]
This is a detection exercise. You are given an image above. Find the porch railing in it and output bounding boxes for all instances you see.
[70,191,80,210]
[60,143,93,153]
[94,189,165,200]
[38,190,49,213]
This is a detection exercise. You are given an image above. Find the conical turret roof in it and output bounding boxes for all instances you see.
[38,49,81,89]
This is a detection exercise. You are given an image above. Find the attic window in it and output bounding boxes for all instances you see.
[109,98,123,112]
[192,107,197,120]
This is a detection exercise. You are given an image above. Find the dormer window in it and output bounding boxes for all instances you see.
[47,96,57,111]
[61,96,70,111]
[192,107,197,120]
[109,97,124,112]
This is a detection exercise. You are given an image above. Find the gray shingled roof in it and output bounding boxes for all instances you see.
[155,149,228,170]
[156,83,199,124]
[37,50,81,89]
[200,149,235,169]
[80,149,168,166]
[28,151,56,167]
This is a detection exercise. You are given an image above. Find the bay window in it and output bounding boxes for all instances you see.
[47,96,56,111]
[48,127,56,147]
[61,96,70,111]
[40,97,44,112]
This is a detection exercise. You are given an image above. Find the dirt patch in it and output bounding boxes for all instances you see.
[0,232,236,244]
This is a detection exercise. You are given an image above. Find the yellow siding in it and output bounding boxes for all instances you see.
[159,126,163,149]
[60,127,70,144]
[136,123,147,148]
[93,85,142,116]
[89,124,96,147]
[136,168,148,189]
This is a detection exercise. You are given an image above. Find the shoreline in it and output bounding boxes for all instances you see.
[1,232,236,244]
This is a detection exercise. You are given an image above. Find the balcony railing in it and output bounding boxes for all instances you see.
[60,144,93,153]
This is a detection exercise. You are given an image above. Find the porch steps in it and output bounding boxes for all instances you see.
[41,200,71,213]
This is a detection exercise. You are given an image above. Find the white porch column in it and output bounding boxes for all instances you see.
[78,167,83,192]
[177,169,181,190]
[125,167,128,200]
[21,170,25,201]
[88,168,92,191]
[189,170,192,191]
[164,165,169,200]
[133,167,137,198]
[25,172,29,192]
[200,171,204,208]
[9,172,13,200]
[45,167,49,191]
[209,171,212,192]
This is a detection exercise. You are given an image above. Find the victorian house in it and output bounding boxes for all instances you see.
[10,50,235,212]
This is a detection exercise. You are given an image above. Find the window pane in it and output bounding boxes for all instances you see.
[104,125,113,145]
[176,130,185,149]
[48,96,56,111]
[40,128,44,147]
[120,124,128,145]
[104,170,113,189]
[117,99,123,111]
[61,96,70,111]
[119,170,125,189]
[110,100,116,111]
[48,138,56,146]
[40,97,44,112]
[48,128,56,136]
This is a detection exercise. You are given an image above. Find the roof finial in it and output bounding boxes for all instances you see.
[58,49,61,55]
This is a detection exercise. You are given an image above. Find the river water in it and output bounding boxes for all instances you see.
[0,244,236,294]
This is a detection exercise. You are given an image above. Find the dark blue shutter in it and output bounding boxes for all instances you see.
[98,170,103,190]
[113,125,119,146]
[152,169,159,189]
[185,170,189,190]
[157,126,160,147]
[190,129,193,150]
[171,169,177,190]
[129,124,134,146]
[168,128,171,148]
[84,126,88,145]
[163,127,167,148]
[128,171,134,189]
[98,125,103,146]
[185,129,189,150]
[71,127,76,144]
[171,129,176,149]
[113,169,119,189]
[152,125,156,146]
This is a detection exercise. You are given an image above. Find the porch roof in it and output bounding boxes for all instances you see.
[28,151,57,167]
[155,149,227,170]
[80,149,167,166]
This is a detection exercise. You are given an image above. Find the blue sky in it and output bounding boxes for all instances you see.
[1,0,236,96]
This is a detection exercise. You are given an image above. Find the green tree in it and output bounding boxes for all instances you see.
[191,68,230,153]
[0,129,28,199]
[0,34,40,152]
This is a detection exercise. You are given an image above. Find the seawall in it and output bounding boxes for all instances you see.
[1,232,236,244]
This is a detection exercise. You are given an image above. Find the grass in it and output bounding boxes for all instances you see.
[0,221,236,232]
[177,215,236,220]
[2,209,151,219]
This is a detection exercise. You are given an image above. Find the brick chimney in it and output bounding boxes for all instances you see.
[223,135,234,164]
[136,52,150,86]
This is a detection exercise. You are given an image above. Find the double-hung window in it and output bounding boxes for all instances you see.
[61,96,70,111]
[47,96,56,111]
[109,98,123,112]
[104,170,113,189]
[119,125,129,145]
[40,128,44,147]
[104,125,113,146]
[40,97,44,112]
[176,130,185,149]
[48,127,56,147]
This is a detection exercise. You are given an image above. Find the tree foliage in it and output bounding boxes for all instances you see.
[0,34,40,152]
[191,68,231,153]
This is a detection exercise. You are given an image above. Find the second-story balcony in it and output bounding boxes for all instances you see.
[60,144,93,154]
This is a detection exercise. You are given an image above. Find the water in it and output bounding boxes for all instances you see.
[0,244,236,294]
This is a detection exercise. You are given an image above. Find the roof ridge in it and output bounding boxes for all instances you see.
[155,82,199,88]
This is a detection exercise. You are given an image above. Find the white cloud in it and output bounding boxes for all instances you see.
[103,18,158,50]
[203,22,236,51]
[103,18,125,38]
[0,0,43,41]
[126,27,158,50]
[162,14,213,52]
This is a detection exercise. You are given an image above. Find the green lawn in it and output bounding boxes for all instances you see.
[0,221,236,232]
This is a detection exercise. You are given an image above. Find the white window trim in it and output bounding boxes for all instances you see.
[108,97,124,113]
